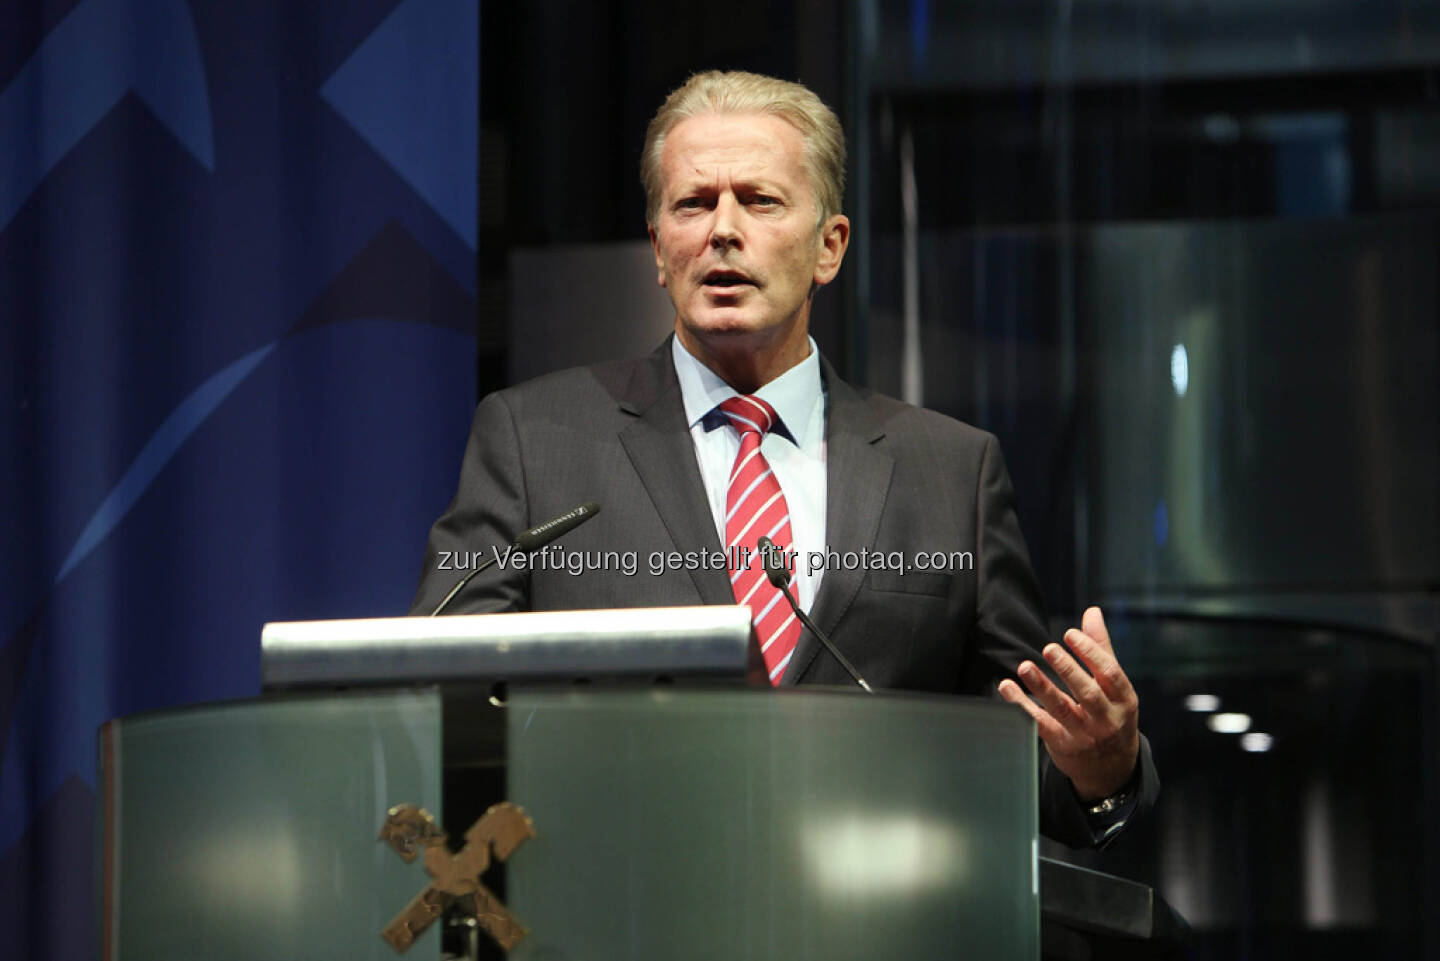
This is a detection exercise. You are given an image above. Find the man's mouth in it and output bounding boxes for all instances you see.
[702,269,756,289]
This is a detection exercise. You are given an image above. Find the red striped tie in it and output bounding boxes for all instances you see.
[718,395,801,686]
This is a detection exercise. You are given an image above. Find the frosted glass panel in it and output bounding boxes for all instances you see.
[101,689,442,961]
[506,688,1038,960]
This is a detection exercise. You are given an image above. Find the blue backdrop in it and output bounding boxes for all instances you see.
[0,1,479,956]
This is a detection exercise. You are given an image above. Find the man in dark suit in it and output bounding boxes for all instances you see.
[411,70,1157,847]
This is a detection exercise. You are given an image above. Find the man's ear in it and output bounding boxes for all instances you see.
[813,214,851,287]
[648,224,667,288]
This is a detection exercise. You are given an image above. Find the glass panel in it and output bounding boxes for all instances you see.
[506,688,1037,960]
[101,689,442,961]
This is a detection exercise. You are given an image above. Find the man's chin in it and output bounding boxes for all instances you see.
[680,312,772,339]
[675,310,811,387]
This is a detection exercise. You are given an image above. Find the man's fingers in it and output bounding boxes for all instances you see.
[1043,642,1109,715]
[1063,628,1137,706]
[1081,606,1113,651]
[998,679,1069,744]
[1016,660,1087,726]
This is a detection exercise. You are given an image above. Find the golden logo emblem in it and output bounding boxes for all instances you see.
[378,802,536,953]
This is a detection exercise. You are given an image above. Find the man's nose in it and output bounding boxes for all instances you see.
[708,195,742,250]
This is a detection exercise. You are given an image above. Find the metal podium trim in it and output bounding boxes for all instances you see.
[261,606,755,689]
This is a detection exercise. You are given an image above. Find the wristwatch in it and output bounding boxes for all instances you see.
[1085,788,1130,817]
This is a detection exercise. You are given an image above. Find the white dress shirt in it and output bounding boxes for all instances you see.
[671,335,827,613]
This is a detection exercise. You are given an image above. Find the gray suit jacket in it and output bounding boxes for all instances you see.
[411,339,1158,847]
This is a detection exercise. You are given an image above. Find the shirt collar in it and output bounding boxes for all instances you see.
[671,333,823,446]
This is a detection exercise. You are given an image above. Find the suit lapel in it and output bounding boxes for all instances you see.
[616,340,733,605]
[780,359,894,686]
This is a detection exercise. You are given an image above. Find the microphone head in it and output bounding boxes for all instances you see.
[756,535,791,589]
[513,502,600,552]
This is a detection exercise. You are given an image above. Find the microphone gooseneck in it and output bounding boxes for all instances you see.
[757,535,873,693]
[429,502,602,616]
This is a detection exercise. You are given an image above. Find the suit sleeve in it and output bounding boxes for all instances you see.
[408,391,532,616]
[963,432,1159,849]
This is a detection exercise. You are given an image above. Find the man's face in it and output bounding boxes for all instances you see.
[648,112,848,367]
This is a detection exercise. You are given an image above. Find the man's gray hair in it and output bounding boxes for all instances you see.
[641,70,846,229]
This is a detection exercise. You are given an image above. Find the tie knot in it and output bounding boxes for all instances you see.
[717,395,778,437]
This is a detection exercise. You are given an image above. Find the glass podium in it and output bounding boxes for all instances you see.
[98,609,1046,960]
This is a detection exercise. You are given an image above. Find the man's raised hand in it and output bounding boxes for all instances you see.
[997,606,1140,801]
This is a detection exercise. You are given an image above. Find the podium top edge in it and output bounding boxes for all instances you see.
[262,605,752,645]
[260,605,757,689]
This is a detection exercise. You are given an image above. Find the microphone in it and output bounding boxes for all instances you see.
[757,535,873,693]
[514,502,601,552]
[429,502,601,616]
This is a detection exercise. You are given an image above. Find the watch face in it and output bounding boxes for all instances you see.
[1088,792,1127,815]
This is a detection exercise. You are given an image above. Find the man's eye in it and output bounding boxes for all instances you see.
[677,198,706,210]
[750,195,780,206]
